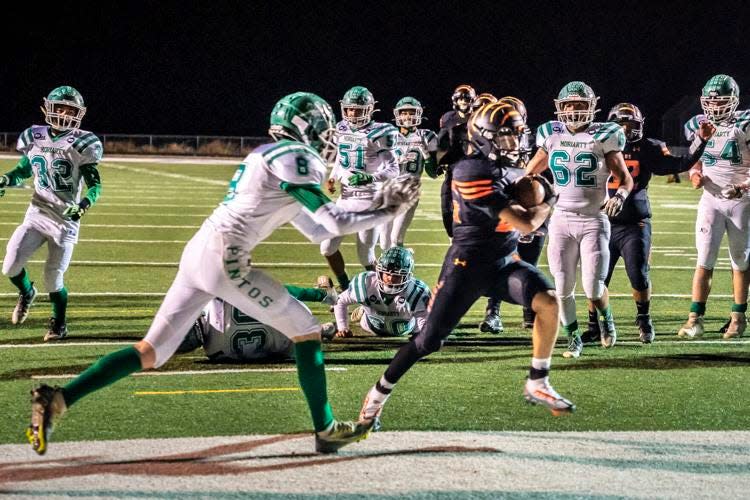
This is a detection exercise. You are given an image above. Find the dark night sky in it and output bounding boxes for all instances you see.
[2,1,748,141]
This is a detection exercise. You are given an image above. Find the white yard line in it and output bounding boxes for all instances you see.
[30,367,347,378]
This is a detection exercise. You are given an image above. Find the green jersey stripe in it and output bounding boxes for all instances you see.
[74,135,100,153]
[409,287,425,310]
[72,132,94,149]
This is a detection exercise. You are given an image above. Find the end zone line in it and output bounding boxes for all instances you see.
[30,367,347,379]
[134,387,299,396]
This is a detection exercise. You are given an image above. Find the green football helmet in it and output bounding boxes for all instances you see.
[376,246,414,294]
[701,74,740,124]
[554,81,599,129]
[269,92,336,162]
[393,96,423,128]
[42,86,86,131]
[341,86,376,128]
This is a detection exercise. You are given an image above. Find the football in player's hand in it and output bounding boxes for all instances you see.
[514,176,545,208]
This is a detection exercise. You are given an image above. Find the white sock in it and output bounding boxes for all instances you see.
[531,357,551,370]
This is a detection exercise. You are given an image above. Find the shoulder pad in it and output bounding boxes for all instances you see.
[17,126,38,151]
[350,271,374,303]
[262,141,326,185]
[683,114,705,141]
[439,111,457,129]
[591,121,622,140]
[734,109,750,133]
[367,123,398,141]
[536,121,563,143]
[71,130,103,158]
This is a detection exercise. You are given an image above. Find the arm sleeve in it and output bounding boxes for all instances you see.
[333,288,359,331]
[4,156,33,186]
[79,163,102,206]
[282,183,331,212]
[288,196,396,243]
[645,138,707,176]
[440,168,454,237]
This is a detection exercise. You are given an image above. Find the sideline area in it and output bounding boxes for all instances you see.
[1,431,748,498]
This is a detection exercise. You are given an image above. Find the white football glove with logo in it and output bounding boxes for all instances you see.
[371,175,421,213]
[603,192,626,217]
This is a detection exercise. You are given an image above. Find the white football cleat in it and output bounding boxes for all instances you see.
[723,312,747,339]
[677,313,704,338]
[524,378,575,416]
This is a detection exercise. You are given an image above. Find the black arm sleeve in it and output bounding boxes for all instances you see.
[645,138,706,176]
[441,167,454,237]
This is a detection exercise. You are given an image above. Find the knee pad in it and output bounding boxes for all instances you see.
[356,240,376,267]
[320,238,339,257]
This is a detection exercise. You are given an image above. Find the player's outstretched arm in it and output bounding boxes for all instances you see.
[603,151,633,217]
[286,179,418,242]
[63,164,102,221]
[525,148,549,176]
[0,156,34,197]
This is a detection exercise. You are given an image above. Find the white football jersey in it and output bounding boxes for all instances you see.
[334,271,431,337]
[330,120,400,197]
[208,140,327,251]
[201,298,293,361]
[537,121,625,215]
[396,128,438,177]
[684,111,750,198]
[16,125,103,243]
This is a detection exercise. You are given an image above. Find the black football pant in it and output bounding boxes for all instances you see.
[383,244,553,384]
[605,221,651,291]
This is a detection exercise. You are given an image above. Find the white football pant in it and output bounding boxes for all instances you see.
[379,201,418,250]
[144,223,320,368]
[2,223,74,292]
[695,193,750,271]
[547,210,611,326]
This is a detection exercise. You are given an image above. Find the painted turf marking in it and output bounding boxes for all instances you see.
[0,259,732,271]
[134,387,299,396]
[30,367,348,378]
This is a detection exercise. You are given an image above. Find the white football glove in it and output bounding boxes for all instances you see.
[603,193,626,217]
[721,184,743,200]
[371,175,421,212]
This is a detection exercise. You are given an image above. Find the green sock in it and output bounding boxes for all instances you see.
[690,302,706,315]
[562,320,579,336]
[596,305,613,321]
[294,340,334,432]
[49,287,68,324]
[9,268,33,296]
[62,346,142,407]
[284,285,326,303]
[731,303,748,313]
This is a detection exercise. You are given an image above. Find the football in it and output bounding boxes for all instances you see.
[514,176,545,208]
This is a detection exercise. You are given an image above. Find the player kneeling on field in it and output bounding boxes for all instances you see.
[177,278,339,361]
[333,247,430,338]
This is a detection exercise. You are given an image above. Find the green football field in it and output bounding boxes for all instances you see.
[0,157,748,446]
